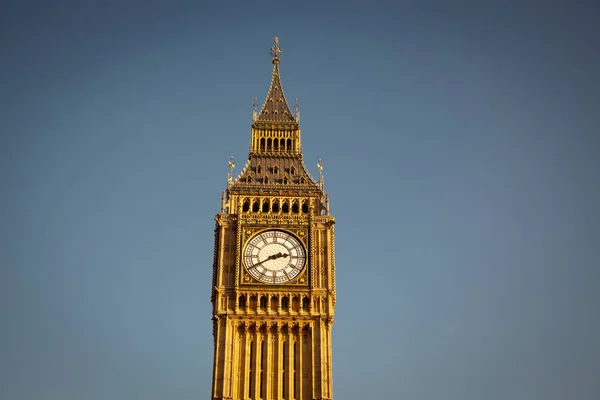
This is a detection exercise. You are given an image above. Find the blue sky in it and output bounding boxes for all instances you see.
[1,1,599,399]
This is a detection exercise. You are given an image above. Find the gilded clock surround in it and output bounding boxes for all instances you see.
[211,38,336,400]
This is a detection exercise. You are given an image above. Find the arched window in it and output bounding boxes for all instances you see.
[272,200,280,213]
[280,138,285,149]
[247,176,253,183]
[273,166,279,174]
[260,296,267,309]
[273,139,278,150]
[291,200,299,214]
[287,139,292,150]
[302,297,310,312]
[282,200,289,213]
[242,198,250,212]
[267,138,272,150]
[301,201,308,214]
[281,296,289,310]
[257,165,262,174]
[239,295,247,309]
[264,175,269,184]
[290,166,295,175]
[282,177,288,185]
[252,199,260,212]
[262,199,269,212]
[260,138,265,151]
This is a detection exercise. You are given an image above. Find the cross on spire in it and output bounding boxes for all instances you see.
[270,37,282,64]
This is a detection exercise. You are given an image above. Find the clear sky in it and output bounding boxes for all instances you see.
[1,1,599,399]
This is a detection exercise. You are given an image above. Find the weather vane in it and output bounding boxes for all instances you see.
[270,37,282,63]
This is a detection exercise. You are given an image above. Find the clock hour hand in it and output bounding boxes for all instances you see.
[271,252,289,260]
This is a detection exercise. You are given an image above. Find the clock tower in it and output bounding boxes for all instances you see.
[210,38,336,400]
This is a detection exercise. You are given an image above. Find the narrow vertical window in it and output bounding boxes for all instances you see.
[260,340,265,398]
[260,296,267,309]
[293,341,298,399]
[249,340,254,398]
[282,343,287,398]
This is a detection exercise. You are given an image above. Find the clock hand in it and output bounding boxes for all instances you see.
[254,253,280,267]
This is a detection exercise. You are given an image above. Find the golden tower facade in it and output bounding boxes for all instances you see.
[210,38,336,400]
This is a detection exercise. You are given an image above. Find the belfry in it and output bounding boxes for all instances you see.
[210,38,337,400]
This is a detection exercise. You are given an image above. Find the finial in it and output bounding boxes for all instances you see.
[317,159,324,188]
[270,37,282,64]
[253,97,258,121]
[227,156,235,186]
[295,98,300,122]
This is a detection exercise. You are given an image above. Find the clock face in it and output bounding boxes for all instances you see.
[243,230,306,284]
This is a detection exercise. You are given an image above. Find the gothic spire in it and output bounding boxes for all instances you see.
[254,37,297,124]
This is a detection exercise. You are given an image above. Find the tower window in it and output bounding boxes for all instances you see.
[290,166,295,175]
[257,165,262,174]
[282,177,288,185]
[260,296,267,309]
[301,201,308,214]
[262,199,269,212]
[239,295,246,309]
[287,139,292,151]
[247,176,253,183]
[273,166,279,174]
[291,200,299,214]
[252,199,260,212]
[299,177,305,184]
[264,175,269,184]
[282,201,289,213]
[281,296,289,310]
[303,297,310,312]
[272,200,280,213]
[260,138,265,150]
[242,198,250,212]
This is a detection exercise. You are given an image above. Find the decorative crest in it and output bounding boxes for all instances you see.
[295,98,300,122]
[253,97,258,121]
[270,37,282,64]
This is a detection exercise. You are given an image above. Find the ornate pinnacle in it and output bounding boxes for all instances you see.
[253,97,258,121]
[270,37,282,64]
[317,159,324,188]
[227,156,235,186]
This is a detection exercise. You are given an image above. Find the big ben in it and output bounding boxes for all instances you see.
[210,38,336,400]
